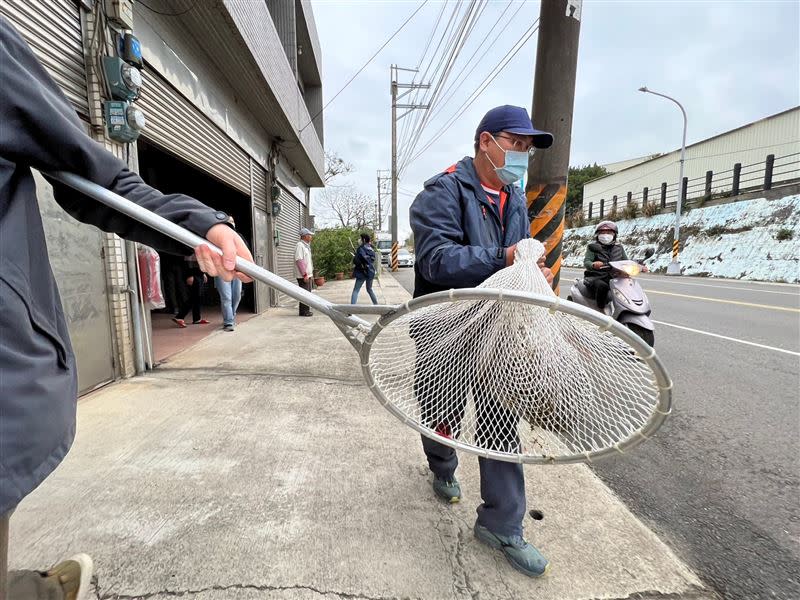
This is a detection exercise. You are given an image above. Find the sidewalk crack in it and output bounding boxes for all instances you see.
[97,581,421,600]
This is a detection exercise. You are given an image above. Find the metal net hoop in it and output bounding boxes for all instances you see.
[361,240,672,464]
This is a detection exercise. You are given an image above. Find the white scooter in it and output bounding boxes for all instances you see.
[567,250,655,346]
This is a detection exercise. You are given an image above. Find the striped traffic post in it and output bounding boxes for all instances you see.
[391,242,399,271]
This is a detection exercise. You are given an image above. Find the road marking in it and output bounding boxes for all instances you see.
[652,320,800,357]
[560,268,799,294]
[644,289,799,313]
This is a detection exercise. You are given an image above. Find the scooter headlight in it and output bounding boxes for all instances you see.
[621,263,641,277]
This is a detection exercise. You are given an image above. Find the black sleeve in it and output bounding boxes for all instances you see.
[0,17,228,254]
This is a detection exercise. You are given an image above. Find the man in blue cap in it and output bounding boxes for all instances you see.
[409,105,554,578]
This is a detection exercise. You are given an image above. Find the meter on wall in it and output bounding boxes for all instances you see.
[104,101,145,143]
[103,56,141,101]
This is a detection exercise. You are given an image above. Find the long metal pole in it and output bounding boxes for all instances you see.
[526,0,582,293]
[390,65,399,271]
[639,87,687,275]
[46,171,369,329]
[376,170,382,230]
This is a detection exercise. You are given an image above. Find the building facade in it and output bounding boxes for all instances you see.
[583,108,800,218]
[1,0,324,393]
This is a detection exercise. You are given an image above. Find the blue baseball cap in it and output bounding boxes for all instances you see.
[475,105,554,149]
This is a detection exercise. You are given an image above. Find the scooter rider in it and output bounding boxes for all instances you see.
[583,221,630,309]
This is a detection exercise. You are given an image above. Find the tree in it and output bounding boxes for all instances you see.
[316,185,376,230]
[566,164,608,216]
[405,232,415,251]
[324,150,354,184]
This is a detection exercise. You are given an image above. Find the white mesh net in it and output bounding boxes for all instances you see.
[364,239,670,463]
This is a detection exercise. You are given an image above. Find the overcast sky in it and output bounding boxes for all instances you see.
[309,0,800,238]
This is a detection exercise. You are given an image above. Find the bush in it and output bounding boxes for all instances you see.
[642,201,660,217]
[776,227,794,241]
[310,227,367,278]
[622,202,638,220]
[566,210,586,229]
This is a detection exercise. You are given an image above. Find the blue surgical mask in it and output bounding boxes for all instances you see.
[487,136,529,185]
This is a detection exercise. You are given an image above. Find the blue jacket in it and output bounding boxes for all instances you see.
[410,157,530,297]
[353,243,376,279]
[0,18,231,514]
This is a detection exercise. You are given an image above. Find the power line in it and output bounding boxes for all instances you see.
[399,0,488,169]
[137,0,196,16]
[299,0,430,133]
[397,1,465,156]
[425,0,523,126]
[402,19,541,173]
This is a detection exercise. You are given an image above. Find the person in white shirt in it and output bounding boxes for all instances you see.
[294,228,315,317]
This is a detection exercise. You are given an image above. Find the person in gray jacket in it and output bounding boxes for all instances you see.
[0,17,253,599]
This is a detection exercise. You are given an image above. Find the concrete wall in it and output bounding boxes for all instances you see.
[564,194,800,283]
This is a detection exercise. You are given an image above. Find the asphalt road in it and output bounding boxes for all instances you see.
[391,266,800,600]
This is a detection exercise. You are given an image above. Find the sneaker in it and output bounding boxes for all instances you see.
[432,475,461,503]
[171,317,186,328]
[223,324,234,332]
[44,553,94,600]
[473,523,549,578]
[193,319,210,324]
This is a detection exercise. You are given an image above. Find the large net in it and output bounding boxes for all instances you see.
[362,239,671,464]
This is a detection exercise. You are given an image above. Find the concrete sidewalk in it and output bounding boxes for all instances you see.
[9,274,711,600]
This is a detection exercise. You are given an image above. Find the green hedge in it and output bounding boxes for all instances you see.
[310,227,373,278]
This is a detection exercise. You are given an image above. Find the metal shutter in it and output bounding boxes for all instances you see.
[137,68,251,195]
[275,186,302,306]
[1,0,89,115]
[250,161,272,311]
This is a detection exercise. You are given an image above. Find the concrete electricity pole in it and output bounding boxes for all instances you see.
[391,64,428,271]
[526,0,582,292]
[376,169,390,230]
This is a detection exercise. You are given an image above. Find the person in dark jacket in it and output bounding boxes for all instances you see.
[0,17,253,599]
[409,105,554,578]
[583,220,631,308]
[350,233,378,305]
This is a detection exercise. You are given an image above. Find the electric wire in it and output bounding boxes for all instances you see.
[299,0,430,133]
[399,0,488,169]
[137,0,197,17]
[402,19,541,174]
[397,1,467,155]
[402,0,487,165]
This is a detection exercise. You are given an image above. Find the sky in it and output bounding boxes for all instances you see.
[309,0,800,239]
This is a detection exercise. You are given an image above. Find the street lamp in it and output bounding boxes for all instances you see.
[639,86,687,276]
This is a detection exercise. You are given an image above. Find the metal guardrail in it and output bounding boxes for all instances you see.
[582,152,800,221]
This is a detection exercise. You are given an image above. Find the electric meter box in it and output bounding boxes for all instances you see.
[104,100,145,143]
[102,56,141,101]
[121,32,143,68]
[104,0,134,29]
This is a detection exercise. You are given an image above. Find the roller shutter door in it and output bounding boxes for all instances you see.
[138,67,251,195]
[250,162,272,312]
[274,186,302,306]
[1,0,89,115]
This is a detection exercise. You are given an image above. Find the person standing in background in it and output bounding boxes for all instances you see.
[216,217,243,331]
[294,227,314,317]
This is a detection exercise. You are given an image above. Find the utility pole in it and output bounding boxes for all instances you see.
[391,64,429,271]
[526,0,582,292]
[376,169,390,230]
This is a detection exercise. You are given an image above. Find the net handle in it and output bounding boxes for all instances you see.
[360,287,673,465]
[46,171,370,331]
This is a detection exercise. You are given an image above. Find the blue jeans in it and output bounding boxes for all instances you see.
[216,277,242,326]
[350,276,378,305]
